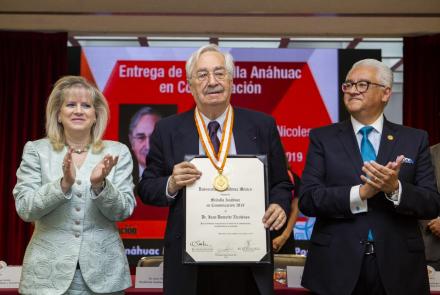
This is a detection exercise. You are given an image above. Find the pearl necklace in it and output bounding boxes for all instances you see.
[67,145,89,154]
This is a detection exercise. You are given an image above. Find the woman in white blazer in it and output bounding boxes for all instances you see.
[13,76,136,295]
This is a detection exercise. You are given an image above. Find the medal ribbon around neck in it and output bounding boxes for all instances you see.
[194,105,234,174]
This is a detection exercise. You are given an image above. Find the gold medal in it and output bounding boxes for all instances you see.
[194,106,234,191]
[213,173,229,191]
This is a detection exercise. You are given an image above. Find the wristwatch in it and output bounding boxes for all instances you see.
[385,188,399,200]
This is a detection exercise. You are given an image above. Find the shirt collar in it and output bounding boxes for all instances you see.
[199,106,229,132]
[351,114,384,135]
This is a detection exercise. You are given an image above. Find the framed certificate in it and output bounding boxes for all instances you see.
[182,155,271,265]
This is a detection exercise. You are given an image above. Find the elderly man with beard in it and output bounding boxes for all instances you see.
[137,44,292,295]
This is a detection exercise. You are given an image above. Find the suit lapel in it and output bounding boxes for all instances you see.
[337,120,364,177]
[376,119,399,165]
[232,109,258,154]
[172,110,199,161]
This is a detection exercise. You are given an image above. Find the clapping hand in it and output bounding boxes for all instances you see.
[361,155,404,194]
[359,155,404,200]
[428,218,440,238]
[61,148,75,193]
[90,154,119,187]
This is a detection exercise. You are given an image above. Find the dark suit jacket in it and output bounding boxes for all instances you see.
[419,143,440,263]
[138,107,292,295]
[299,119,440,295]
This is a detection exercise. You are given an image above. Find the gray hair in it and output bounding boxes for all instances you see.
[46,76,109,153]
[185,44,234,80]
[128,106,161,136]
[349,59,393,88]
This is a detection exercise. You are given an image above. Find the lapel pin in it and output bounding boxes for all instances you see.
[387,135,394,141]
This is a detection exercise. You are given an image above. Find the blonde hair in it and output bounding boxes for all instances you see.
[45,76,109,153]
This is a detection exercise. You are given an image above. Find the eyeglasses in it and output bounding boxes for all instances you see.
[341,80,387,93]
[194,69,228,82]
[132,134,148,143]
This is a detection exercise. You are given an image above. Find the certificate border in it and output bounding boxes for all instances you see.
[182,155,271,265]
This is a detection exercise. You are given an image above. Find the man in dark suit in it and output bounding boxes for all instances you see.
[138,44,292,295]
[128,106,161,184]
[299,59,440,295]
[420,143,440,270]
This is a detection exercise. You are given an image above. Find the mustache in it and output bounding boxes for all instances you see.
[205,85,224,94]
[140,148,149,155]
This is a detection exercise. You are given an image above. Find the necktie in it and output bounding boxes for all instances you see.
[360,126,376,162]
[359,126,376,241]
[208,121,220,154]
